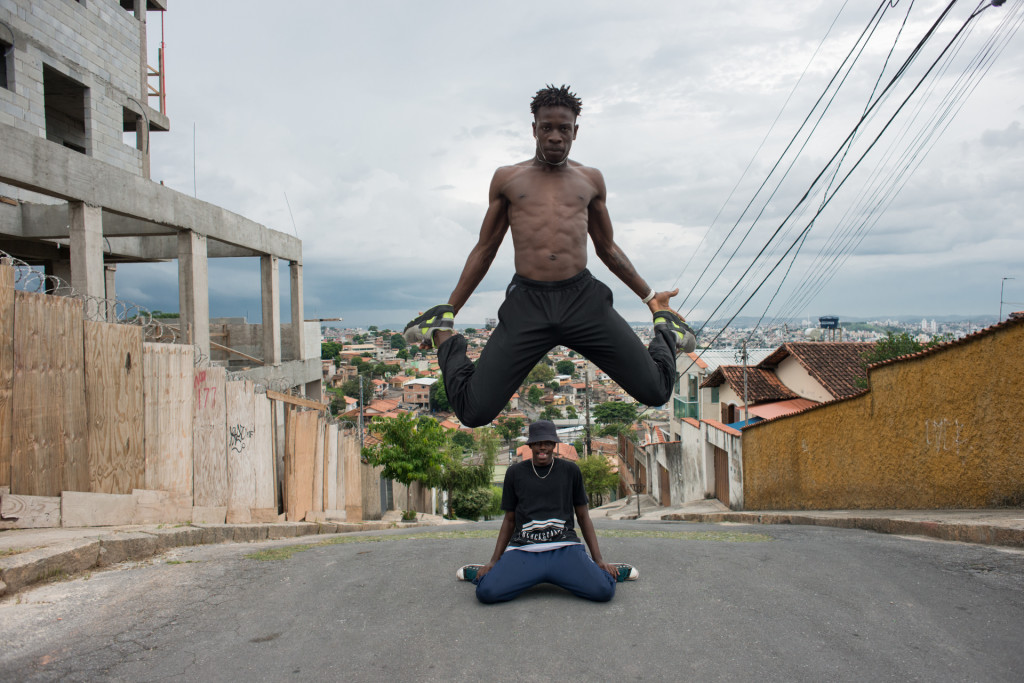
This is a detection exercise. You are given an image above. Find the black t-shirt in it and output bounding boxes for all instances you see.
[502,457,588,547]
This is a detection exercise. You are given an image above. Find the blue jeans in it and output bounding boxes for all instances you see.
[474,544,616,604]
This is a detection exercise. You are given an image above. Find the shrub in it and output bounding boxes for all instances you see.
[451,487,493,521]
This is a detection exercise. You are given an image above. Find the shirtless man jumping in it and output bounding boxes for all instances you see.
[404,84,695,428]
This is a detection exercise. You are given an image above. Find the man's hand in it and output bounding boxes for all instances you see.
[646,288,680,315]
[596,560,618,579]
[476,560,496,580]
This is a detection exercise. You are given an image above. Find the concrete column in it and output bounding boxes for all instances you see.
[261,255,281,365]
[177,231,210,355]
[104,264,117,322]
[289,261,305,361]
[48,260,72,293]
[135,4,151,179]
[68,201,104,299]
[304,379,322,402]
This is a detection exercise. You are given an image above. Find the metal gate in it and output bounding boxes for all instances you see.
[713,446,729,505]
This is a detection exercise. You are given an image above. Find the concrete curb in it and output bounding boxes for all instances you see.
[0,520,414,598]
[661,511,1024,549]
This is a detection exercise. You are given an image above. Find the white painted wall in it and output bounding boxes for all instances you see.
[774,356,832,402]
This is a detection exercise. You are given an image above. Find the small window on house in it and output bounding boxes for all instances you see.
[43,65,89,155]
[0,39,12,90]
[711,386,719,403]
[119,0,136,11]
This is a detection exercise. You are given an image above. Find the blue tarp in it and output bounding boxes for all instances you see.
[726,416,763,430]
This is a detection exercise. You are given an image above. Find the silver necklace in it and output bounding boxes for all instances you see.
[531,456,555,480]
[535,148,569,167]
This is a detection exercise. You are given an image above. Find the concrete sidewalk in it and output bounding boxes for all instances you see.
[595,497,1024,549]
[0,511,460,598]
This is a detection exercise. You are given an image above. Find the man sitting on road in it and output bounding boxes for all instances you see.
[457,420,637,603]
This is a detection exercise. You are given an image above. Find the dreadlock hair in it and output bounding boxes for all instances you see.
[530,84,582,118]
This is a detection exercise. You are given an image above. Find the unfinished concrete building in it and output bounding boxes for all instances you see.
[0,0,319,396]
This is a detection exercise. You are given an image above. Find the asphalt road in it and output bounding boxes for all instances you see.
[1,519,1022,682]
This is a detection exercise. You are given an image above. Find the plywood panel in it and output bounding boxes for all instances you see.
[11,291,88,496]
[325,423,338,511]
[252,393,275,509]
[0,492,61,529]
[84,321,144,494]
[143,343,195,497]
[341,429,362,522]
[0,265,14,489]
[61,491,135,527]
[312,417,325,513]
[285,409,317,522]
[132,488,192,524]
[192,366,227,507]
[226,379,256,521]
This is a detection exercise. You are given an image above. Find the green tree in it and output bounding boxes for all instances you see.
[527,385,544,405]
[451,429,474,452]
[368,325,378,334]
[431,376,451,412]
[362,414,448,513]
[540,405,563,421]
[556,360,575,377]
[593,401,638,426]
[565,405,578,419]
[494,417,525,456]
[341,378,373,406]
[465,327,477,334]
[855,332,951,388]
[486,485,503,520]
[437,430,495,518]
[390,333,407,350]
[397,348,410,361]
[577,454,619,508]
[321,341,343,360]
[527,363,555,384]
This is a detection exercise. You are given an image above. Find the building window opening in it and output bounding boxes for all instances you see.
[123,106,138,147]
[43,65,89,154]
[0,39,12,90]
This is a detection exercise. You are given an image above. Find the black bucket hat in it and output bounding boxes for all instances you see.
[526,420,561,444]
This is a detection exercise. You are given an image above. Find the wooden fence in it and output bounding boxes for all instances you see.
[0,265,373,528]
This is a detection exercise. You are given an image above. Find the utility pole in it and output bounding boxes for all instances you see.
[736,341,749,425]
[1000,277,1015,322]
[584,365,591,457]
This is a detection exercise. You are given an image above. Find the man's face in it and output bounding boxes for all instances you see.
[532,106,578,164]
[530,440,557,467]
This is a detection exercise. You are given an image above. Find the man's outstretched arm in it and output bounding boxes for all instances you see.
[586,168,679,314]
[476,510,515,580]
[445,170,511,314]
[575,503,616,578]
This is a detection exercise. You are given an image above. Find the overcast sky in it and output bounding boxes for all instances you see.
[122,0,1024,330]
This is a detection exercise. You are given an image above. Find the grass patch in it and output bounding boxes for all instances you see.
[165,560,199,565]
[245,528,770,562]
[0,547,35,557]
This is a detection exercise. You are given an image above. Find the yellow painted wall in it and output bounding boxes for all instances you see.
[742,320,1024,510]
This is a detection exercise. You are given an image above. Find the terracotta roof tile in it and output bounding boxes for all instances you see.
[759,342,875,399]
[703,365,798,402]
[701,419,742,437]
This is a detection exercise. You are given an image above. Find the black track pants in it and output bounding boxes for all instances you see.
[437,270,677,427]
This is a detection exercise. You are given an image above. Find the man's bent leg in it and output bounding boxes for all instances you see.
[564,279,677,407]
[437,288,556,427]
[544,545,616,602]
[475,551,547,604]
